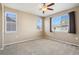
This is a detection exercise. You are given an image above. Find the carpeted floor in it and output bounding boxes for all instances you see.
[0,39,79,55]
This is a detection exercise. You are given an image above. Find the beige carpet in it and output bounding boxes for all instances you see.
[0,39,79,55]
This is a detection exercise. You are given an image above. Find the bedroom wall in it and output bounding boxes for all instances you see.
[4,6,42,45]
[0,4,2,49]
[0,4,2,33]
[45,6,79,45]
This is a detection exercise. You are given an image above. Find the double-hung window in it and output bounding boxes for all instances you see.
[5,12,17,33]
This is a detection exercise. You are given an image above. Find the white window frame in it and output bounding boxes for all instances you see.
[52,14,69,32]
[5,12,17,33]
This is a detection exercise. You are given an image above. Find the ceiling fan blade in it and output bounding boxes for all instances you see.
[47,3,55,7]
[47,8,53,10]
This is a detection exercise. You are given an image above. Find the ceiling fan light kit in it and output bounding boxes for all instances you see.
[40,3,55,14]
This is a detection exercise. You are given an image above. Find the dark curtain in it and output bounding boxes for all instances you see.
[69,11,76,34]
[50,17,52,32]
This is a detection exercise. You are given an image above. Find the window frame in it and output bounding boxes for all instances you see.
[50,14,69,32]
[37,17,42,31]
[5,11,17,33]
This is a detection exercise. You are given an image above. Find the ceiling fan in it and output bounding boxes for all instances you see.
[40,3,55,14]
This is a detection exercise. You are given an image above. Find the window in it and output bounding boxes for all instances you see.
[51,14,69,32]
[5,12,17,33]
[37,17,42,31]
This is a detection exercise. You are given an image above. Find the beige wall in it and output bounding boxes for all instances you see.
[0,4,2,32]
[0,4,2,48]
[4,6,42,45]
[45,6,79,45]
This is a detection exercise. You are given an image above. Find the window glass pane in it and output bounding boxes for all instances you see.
[52,14,69,32]
[37,17,42,31]
[7,23,16,31]
[52,16,61,26]
[6,12,16,22]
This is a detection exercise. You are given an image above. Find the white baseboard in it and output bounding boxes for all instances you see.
[4,35,79,50]
[4,36,42,46]
[46,36,79,47]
